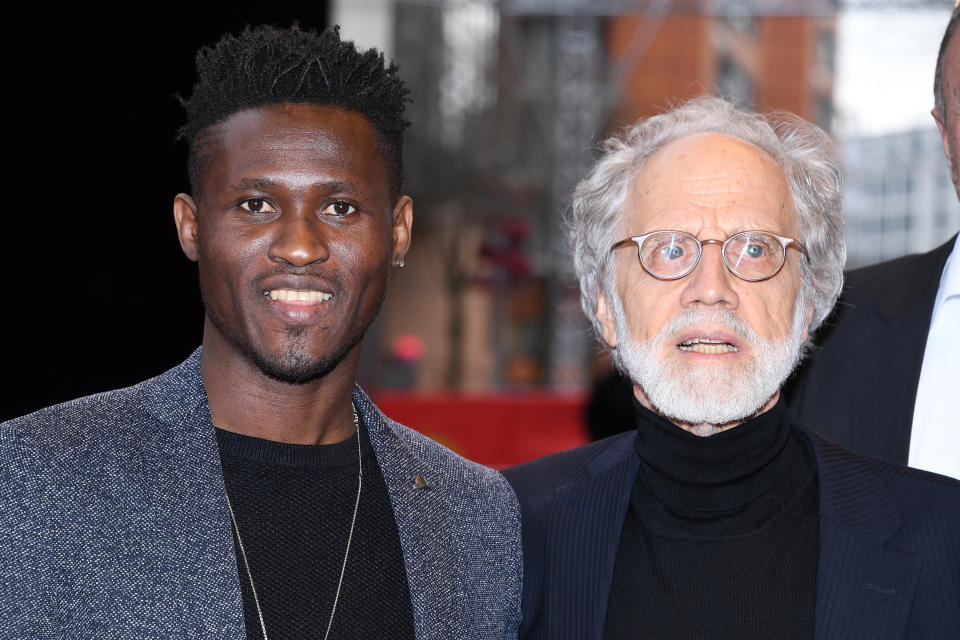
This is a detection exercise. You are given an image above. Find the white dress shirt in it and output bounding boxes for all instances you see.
[909,235,960,479]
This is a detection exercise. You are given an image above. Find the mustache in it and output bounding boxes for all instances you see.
[253,265,345,291]
[654,308,758,344]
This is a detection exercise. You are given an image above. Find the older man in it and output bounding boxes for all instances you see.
[503,97,960,639]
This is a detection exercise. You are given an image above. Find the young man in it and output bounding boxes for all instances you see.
[0,26,521,640]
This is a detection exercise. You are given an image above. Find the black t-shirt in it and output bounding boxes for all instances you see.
[216,419,416,640]
[605,398,819,639]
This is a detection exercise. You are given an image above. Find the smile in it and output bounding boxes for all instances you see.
[677,338,738,354]
[263,289,333,302]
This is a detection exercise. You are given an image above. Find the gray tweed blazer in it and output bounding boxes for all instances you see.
[0,349,522,639]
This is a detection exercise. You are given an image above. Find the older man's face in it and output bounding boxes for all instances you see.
[597,133,812,428]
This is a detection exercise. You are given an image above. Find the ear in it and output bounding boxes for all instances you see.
[173,193,200,262]
[596,288,619,349]
[391,195,413,266]
[933,108,955,176]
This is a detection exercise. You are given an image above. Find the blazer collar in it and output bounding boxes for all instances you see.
[544,433,639,639]
[352,386,462,640]
[143,347,209,427]
[140,348,247,638]
[801,428,921,640]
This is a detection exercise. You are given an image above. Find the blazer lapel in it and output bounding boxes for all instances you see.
[354,387,461,640]
[140,350,246,640]
[815,520,920,640]
[845,235,956,460]
[544,436,639,640]
[807,430,920,640]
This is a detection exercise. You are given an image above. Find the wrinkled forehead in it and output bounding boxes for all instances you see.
[625,133,797,236]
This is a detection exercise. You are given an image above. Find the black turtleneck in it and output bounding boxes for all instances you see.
[604,397,819,640]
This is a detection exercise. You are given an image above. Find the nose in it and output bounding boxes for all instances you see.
[267,211,330,266]
[679,244,740,309]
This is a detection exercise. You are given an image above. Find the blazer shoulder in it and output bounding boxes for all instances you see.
[809,425,960,487]
[1,380,152,454]
[879,459,960,512]
[503,432,635,504]
[806,426,960,525]
[842,235,956,303]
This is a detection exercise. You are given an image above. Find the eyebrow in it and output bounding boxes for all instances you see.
[229,177,360,194]
[230,177,277,191]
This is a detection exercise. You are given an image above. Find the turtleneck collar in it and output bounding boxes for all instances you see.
[631,395,813,533]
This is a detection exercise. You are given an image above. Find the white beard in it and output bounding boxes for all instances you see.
[611,295,808,427]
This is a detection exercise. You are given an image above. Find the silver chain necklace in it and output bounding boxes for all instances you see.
[225,405,363,640]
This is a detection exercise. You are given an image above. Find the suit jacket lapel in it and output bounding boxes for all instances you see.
[544,435,639,640]
[805,430,920,640]
[867,235,956,324]
[353,387,461,640]
[140,349,246,640]
[846,235,956,460]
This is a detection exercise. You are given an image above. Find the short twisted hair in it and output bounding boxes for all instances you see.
[179,24,411,198]
[568,96,845,347]
[934,6,960,122]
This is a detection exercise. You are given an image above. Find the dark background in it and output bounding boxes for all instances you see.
[5,6,330,421]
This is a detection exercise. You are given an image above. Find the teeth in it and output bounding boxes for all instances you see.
[678,338,738,354]
[264,289,333,302]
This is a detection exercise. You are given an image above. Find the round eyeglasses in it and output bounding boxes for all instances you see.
[610,230,808,282]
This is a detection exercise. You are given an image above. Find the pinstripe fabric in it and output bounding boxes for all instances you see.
[504,425,960,639]
[0,349,522,639]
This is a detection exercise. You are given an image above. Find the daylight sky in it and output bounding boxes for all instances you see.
[834,7,953,137]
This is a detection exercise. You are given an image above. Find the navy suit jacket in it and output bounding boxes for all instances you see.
[503,425,960,639]
[785,236,956,463]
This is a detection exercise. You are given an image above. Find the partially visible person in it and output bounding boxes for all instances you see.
[786,6,960,479]
[0,25,521,639]
[504,96,960,639]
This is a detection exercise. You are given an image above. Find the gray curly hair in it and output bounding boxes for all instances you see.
[567,96,845,350]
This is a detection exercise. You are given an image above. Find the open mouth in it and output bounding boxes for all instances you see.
[263,289,333,302]
[677,338,738,354]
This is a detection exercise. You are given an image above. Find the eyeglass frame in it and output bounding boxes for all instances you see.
[609,230,809,282]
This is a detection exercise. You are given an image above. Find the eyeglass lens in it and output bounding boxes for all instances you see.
[639,231,786,280]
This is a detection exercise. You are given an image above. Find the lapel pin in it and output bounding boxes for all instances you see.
[413,475,430,490]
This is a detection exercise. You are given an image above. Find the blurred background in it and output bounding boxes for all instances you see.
[6,1,958,467]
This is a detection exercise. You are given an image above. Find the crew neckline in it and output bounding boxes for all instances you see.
[215,419,373,469]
